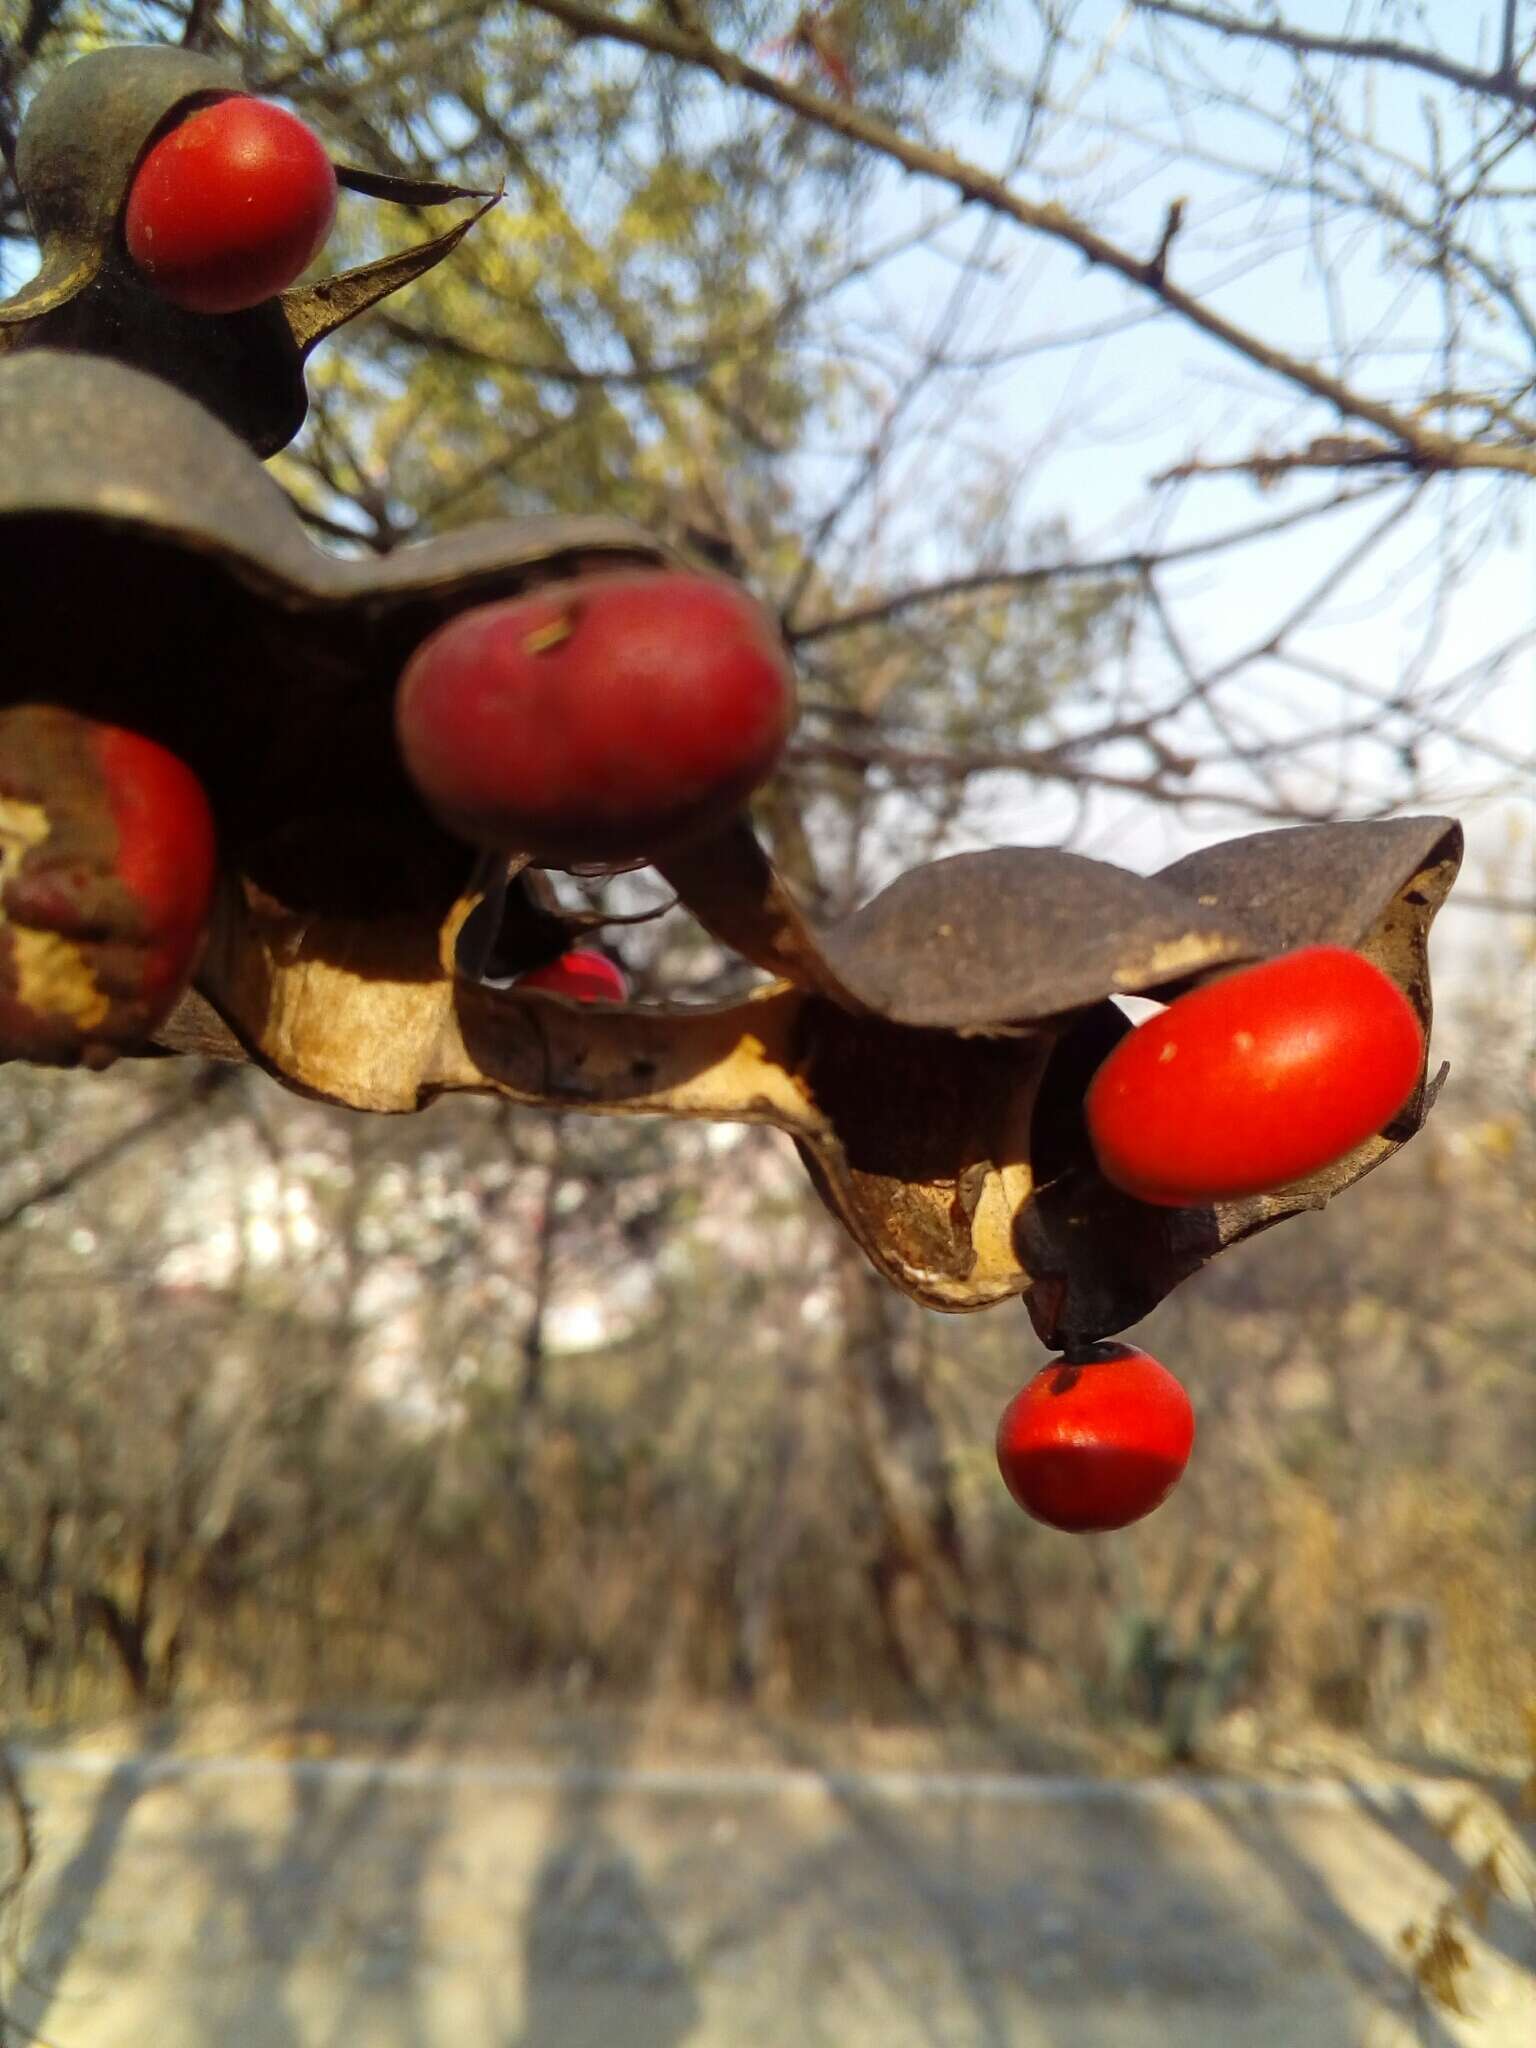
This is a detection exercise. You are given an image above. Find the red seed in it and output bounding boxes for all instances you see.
[1086,946,1424,1206]
[395,572,796,865]
[996,1344,1195,1533]
[517,950,628,1003]
[124,96,337,314]
[0,707,216,1065]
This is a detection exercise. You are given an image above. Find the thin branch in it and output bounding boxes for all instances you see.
[516,0,1536,476]
[289,499,394,552]
[181,0,221,50]
[1130,0,1536,114]
[0,0,68,175]
[375,311,763,388]
[0,1751,32,1921]
[1153,434,1424,484]
[1173,483,1431,698]
[1147,194,1187,287]
[790,734,1330,824]
[781,193,1014,624]
[1278,641,1536,777]
[0,1067,236,1234]
[789,480,1396,643]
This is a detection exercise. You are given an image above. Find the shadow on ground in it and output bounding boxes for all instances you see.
[4,1707,1530,2047]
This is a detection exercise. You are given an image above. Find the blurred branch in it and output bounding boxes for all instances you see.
[0,0,67,180]
[789,482,1394,643]
[1452,890,1536,915]
[180,0,220,50]
[791,733,1327,823]
[0,1065,236,1234]
[375,311,765,389]
[1130,1,1536,113]
[517,0,1536,476]
[1154,437,1421,486]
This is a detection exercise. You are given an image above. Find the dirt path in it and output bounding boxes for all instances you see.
[6,1741,1531,2047]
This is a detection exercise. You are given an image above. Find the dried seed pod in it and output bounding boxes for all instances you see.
[0,348,677,917]
[163,804,1458,1337]
[0,348,1461,1337]
[0,705,216,1066]
[0,46,496,454]
[1015,816,1462,1344]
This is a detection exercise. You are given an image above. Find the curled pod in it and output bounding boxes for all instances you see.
[0,46,495,455]
[0,705,216,1066]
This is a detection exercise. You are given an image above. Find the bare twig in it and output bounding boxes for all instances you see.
[516,0,1536,476]
[1154,436,1421,485]
[181,0,222,51]
[1501,0,1521,81]
[0,1067,237,1235]
[1147,195,1186,287]
[790,733,1328,824]
[789,481,1396,643]
[1130,1,1536,115]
